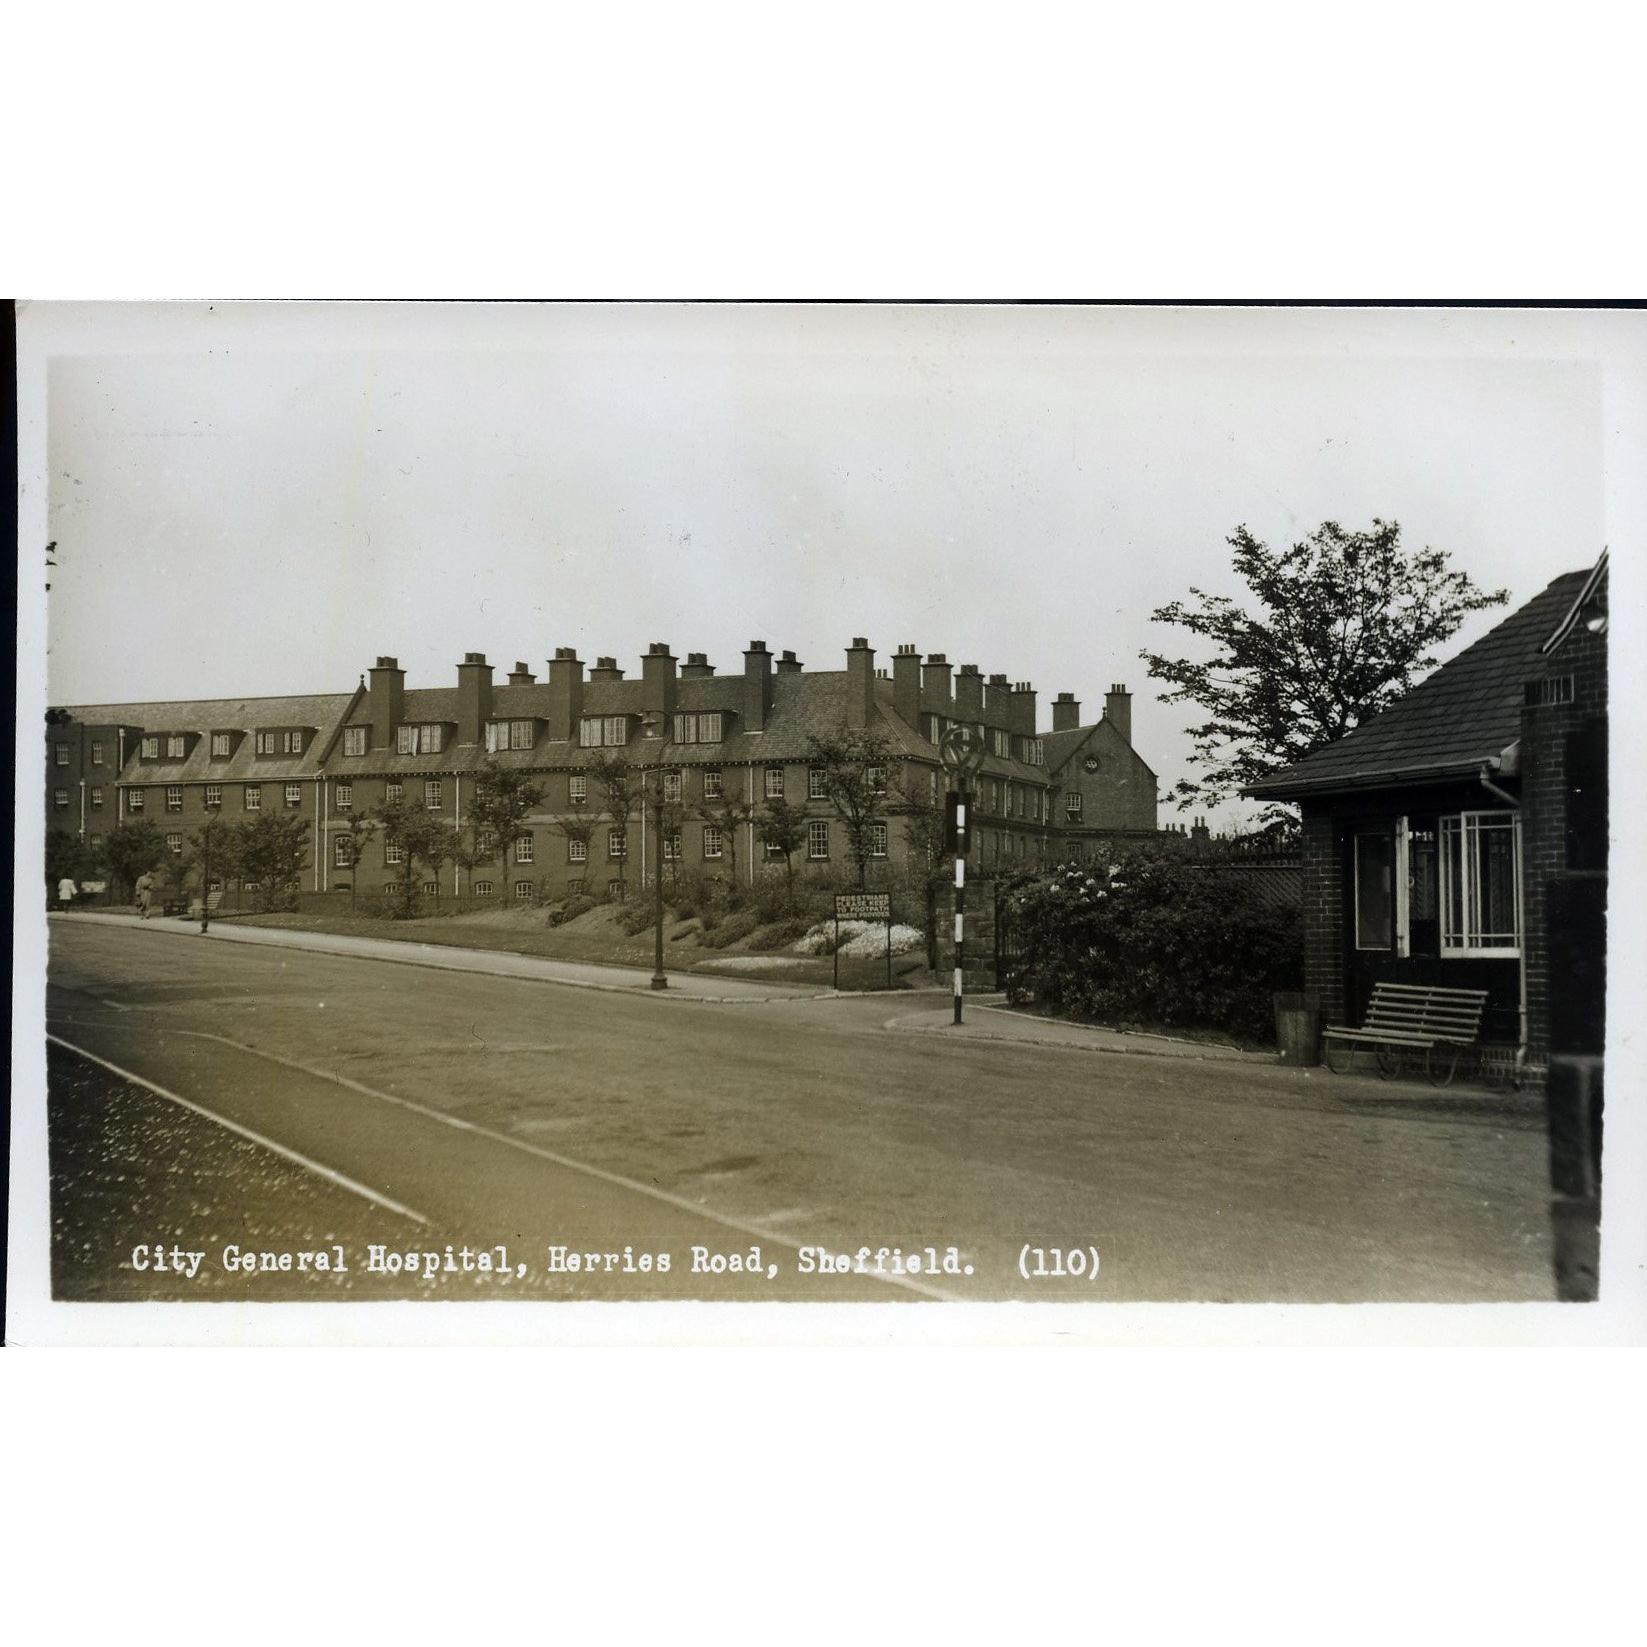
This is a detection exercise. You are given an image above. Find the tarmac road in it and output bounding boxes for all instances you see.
[38,919,1557,1303]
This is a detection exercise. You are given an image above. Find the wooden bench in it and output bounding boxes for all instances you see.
[1323,982,1489,1086]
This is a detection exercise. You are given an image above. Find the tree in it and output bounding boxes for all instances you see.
[697,793,754,885]
[758,796,807,890]
[338,812,381,910]
[187,814,236,911]
[1142,519,1508,813]
[588,752,636,894]
[550,813,596,887]
[888,767,948,969]
[236,811,311,912]
[466,759,544,903]
[46,827,97,893]
[105,820,167,900]
[374,798,447,917]
[807,728,892,889]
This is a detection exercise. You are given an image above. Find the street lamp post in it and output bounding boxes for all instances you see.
[642,714,671,989]
[199,820,212,935]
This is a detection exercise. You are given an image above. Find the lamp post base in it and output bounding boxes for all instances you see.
[650,975,669,991]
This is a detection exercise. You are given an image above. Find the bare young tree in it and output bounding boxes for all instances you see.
[588,751,636,895]
[696,793,753,885]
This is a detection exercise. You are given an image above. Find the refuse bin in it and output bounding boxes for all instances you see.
[1273,991,1321,1067]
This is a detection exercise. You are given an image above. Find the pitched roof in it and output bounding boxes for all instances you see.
[58,692,359,782]
[1044,719,1158,783]
[1246,568,1593,798]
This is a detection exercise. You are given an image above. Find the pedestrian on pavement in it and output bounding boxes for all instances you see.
[135,870,155,919]
[57,875,77,910]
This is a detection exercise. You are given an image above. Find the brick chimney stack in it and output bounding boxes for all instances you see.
[985,672,1011,725]
[743,641,773,732]
[892,644,922,729]
[846,637,875,729]
[456,651,493,746]
[1051,691,1081,732]
[1009,681,1037,738]
[680,652,715,679]
[546,647,584,741]
[588,656,624,682]
[921,652,952,711]
[1105,683,1132,744]
[368,655,405,752]
[640,642,677,731]
[955,664,984,721]
[507,661,536,686]
[775,649,804,674]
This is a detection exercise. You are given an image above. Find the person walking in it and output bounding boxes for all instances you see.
[56,875,77,911]
[135,870,155,920]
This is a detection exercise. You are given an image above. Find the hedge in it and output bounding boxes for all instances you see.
[1002,854,1302,1044]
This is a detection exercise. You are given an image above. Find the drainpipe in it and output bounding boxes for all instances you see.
[322,778,330,893]
[454,774,462,897]
[746,765,754,885]
[117,729,125,821]
[313,779,321,892]
[1479,762,1528,1068]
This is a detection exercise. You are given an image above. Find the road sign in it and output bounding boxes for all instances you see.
[939,722,985,775]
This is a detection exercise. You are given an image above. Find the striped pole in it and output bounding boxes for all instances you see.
[953,795,967,1024]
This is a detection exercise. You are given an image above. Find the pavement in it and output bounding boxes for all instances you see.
[37,917,1558,1304]
[54,910,833,1003]
[55,913,1288,1064]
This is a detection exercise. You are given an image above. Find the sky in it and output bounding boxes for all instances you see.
[27,302,1623,829]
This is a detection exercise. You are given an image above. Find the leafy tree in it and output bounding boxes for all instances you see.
[697,792,754,884]
[1142,519,1508,812]
[888,766,948,968]
[46,827,98,893]
[105,820,167,900]
[336,812,380,910]
[236,811,311,912]
[466,759,544,903]
[807,729,892,889]
[374,798,448,917]
[588,752,637,893]
[550,812,596,885]
[758,796,808,890]
[186,814,236,910]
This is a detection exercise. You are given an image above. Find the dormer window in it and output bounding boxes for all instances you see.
[579,715,629,748]
[486,719,536,753]
[210,732,233,758]
[397,724,444,755]
[1025,738,1044,767]
[283,730,305,754]
[342,726,368,757]
[141,736,160,760]
[672,711,724,744]
[255,732,278,755]
[167,734,186,759]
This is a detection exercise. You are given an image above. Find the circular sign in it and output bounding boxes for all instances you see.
[939,723,985,775]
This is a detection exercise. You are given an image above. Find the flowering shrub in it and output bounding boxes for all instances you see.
[1002,854,1302,1043]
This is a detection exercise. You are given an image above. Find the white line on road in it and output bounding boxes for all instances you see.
[46,1032,432,1227]
[45,1013,954,1300]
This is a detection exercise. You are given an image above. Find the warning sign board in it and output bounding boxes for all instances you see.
[834,892,891,921]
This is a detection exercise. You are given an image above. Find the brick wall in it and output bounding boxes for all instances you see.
[1519,622,1608,1072]
[936,874,1002,989]
[1299,802,1345,1028]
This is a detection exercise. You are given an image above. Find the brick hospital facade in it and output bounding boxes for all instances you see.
[49,638,1162,900]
